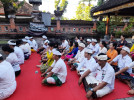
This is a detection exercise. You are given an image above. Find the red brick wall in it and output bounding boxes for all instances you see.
[0,24,28,34]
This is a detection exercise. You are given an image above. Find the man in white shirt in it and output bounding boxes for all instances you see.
[8,40,24,64]
[41,50,67,86]
[60,38,69,52]
[37,35,48,53]
[29,37,38,52]
[0,54,17,100]
[110,46,134,95]
[91,39,100,57]
[110,46,132,73]
[115,62,134,95]
[68,43,85,71]
[78,53,115,99]
[21,39,31,60]
[86,39,92,49]
[77,49,96,76]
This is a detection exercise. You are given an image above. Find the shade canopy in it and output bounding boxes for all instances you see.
[91,0,134,17]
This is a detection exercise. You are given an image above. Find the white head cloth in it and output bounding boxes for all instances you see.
[97,55,108,60]
[53,50,61,56]
[42,35,47,39]
[79,43,85,48]
[92,39,97,43]
[87,39,91,42]
[85,48,93,54]
[8,40,16,45]
[122,46,130,53]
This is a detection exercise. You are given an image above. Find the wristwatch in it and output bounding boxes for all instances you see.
[90,88,94,92]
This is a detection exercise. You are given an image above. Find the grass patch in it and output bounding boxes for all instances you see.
[0,41,8,44]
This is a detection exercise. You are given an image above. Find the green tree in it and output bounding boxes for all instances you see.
[97,21,106,37]
[0,0,24,19]
[74,1,93,21]
[54,0,68,11]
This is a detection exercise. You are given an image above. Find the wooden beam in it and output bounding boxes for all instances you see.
[93,2,134,16]
[105,15,110,35]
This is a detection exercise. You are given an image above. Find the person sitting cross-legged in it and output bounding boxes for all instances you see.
[67,43,85,71]
[109,46,132,72]
[76,48,96,76]
[41,50,67,86]
[0,54,17,100]
[115,61,134,95]
[78,53,115,99]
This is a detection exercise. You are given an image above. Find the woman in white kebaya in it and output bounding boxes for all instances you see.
[0,54,17,100]
[2,44,21,76]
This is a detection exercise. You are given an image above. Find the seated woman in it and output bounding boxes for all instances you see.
[94,41,107,60]
[62,40,73,56]
[117,35,128,54]
[0,54,17,100]
[2,44,21,76]
[36,43,55,73]
[65,42,78,60]
[130,44,134,61]
[107,42,118,66]
[98,41,107,54]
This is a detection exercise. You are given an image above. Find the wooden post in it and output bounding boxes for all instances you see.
[105,15,110,35]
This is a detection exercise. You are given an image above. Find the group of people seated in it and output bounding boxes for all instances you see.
[0,36,38,100]
[1,34,134,100]
[37,34,134,99]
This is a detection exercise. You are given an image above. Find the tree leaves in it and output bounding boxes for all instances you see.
[0,0,25,19]
[73,1,93,21]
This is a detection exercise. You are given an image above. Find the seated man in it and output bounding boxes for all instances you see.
[68,43,85,71]
[21,39,31,60]
[115,62,134,95]
[78,53,115,99]
[77,49,96,76]
[0,54,16,100]
[41,50,67,86]
[110,46,132,72]
[29,37,38,52]
[90,39,100,57]
[37,35,48,54]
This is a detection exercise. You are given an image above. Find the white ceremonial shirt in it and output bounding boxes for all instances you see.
[6,53,20,72]
[89,63,115,90]
[77,57,96,71]
[32,39,38,51]
[51,58,67,83]
[0,61,16,99]
[91,43,100,57]
[14,46,24,64]
[128,62,134,69]
[25,43,31,55]
[75,49,85,63]
[97,47,107,55]
[61,40,69,49]
[87,43,93,49]
[19,43,31,55]
[112,54,132,74]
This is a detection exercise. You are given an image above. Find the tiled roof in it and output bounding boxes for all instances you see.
[91,0,132,12]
